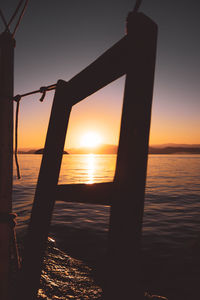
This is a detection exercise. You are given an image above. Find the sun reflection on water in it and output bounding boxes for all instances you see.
[85,154,95,184]
[58,154,117,184]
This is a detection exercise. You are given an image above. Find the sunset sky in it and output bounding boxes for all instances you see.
[1,0,200,149]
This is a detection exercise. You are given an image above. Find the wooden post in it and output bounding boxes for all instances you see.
[0,31,15,300]
[16,80,72,300]
[105,13,158,299]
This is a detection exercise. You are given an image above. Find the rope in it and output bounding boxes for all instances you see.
[0,0,29,37]
[126,0,143,33]
[11,222,21,270]
[1,0,28,35]
[7,0,24,29]
[133,0,142,12]
[0,212,21,270]
[0,9,9,32]
[13,83,57,101]
[0,212,17,228]
[13,83,57,180]
[14,96,21,179]
[12,0,29,37]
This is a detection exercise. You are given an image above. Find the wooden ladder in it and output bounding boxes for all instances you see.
[16,12,157,300]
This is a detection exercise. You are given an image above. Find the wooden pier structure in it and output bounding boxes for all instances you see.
[0,3,158,299]
[15,12,157,300]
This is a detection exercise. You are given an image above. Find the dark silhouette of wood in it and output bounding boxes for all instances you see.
[16,80,72,299]
[56,182,113,205]
[105,11,157,300]
[104,13,157,299]
[17,12,157,300]
[0,32,15,300]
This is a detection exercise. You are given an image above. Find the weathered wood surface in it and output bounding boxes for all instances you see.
[0,32,15,300]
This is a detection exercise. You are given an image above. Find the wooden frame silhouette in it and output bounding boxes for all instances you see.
[17,13,157,300]
[0,31,15,300]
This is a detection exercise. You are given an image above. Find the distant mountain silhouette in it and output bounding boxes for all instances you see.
[17,145,200,155]
[150,143,200,149]
[18,149,36,154]
[149,146,200,154]
[34,148,69,154]
[68,144,200,155]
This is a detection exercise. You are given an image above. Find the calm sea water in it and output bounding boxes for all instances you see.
[13,154,200,259]
[12,154,200,299]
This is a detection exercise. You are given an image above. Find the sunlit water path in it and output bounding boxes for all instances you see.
[12,154,200,298]
[13,154,200,259]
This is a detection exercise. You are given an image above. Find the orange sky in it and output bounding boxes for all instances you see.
[7,1,199,151]
[1,0,198,151]
[17,76,200,150]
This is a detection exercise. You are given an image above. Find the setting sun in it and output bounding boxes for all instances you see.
[80,132,102,148]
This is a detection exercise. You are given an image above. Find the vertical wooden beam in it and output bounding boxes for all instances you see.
[105,13,158,299]
[16,80,72,300]
[0,32,15,300]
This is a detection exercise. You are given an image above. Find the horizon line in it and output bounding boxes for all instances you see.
[18,142,200,151]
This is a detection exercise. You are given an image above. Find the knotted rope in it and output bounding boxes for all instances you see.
[0,212,21,270]
[13,83,57,179]
[0,212,17,228]
[14,96,21,179]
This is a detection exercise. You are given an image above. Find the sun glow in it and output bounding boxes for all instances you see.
[80,132,102,148]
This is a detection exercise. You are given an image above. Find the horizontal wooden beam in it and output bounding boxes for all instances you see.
[58,35,129,106]
[56,182,113,205]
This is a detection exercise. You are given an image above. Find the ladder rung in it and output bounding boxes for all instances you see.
[55,182,113,205]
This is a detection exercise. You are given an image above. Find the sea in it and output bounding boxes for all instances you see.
[12,154,200,300]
